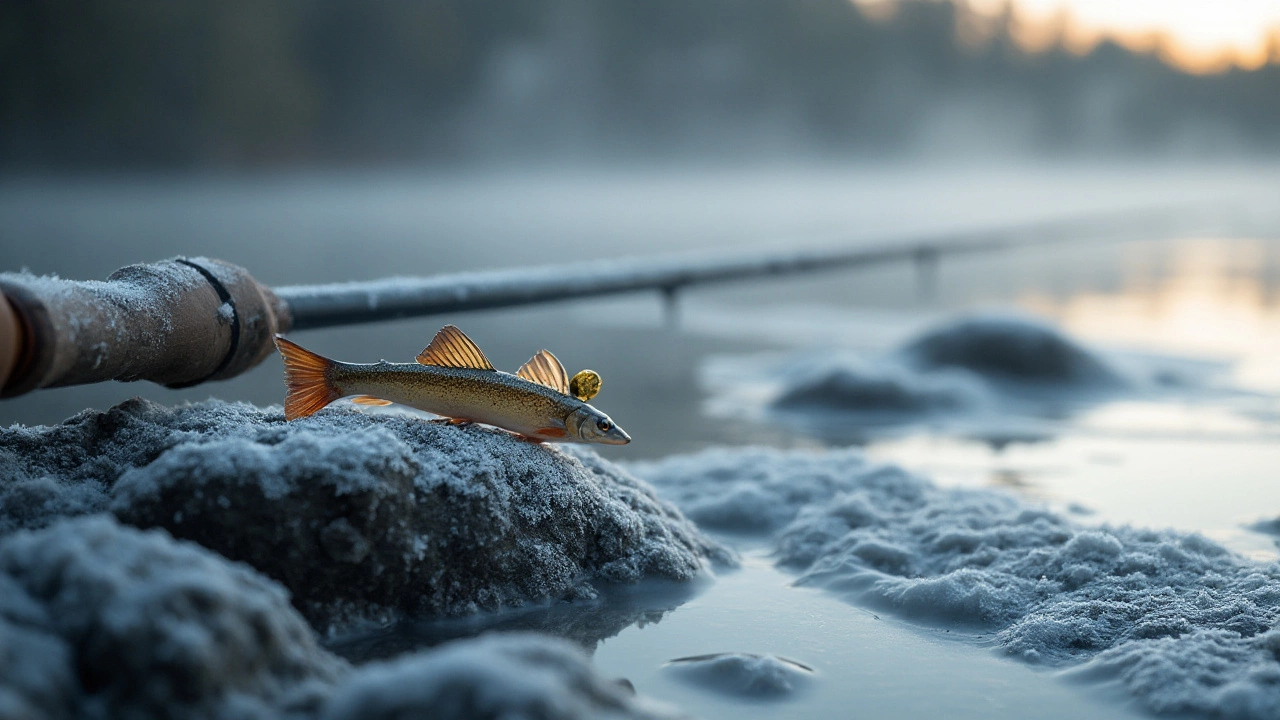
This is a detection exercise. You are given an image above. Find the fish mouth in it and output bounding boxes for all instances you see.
[600,427,632,445]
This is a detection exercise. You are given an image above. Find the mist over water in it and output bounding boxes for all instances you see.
[3,0,1278,171]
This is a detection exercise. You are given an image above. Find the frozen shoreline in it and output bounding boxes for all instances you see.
[5,395,1280,718]
[633,447,1280,718]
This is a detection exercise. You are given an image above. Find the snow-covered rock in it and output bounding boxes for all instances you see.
[0,398,729,628]
[771,358,980,415]
[324,633,678,720]
[899,312,1124,388]
[0,517,686,720]
[663,652,814,698]
[0,516,343,720]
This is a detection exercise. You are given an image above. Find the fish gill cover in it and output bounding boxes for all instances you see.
[0,398,731,630]
[631,448,1280,719]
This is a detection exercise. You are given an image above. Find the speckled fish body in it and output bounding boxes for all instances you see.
[273,326,630,445]
[333,361,588,438]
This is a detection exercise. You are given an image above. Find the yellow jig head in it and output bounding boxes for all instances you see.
[570,369,602,402]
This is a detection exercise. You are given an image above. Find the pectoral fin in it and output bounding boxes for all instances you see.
[416,325,495,370]
[516,349,570,394]
[351,395,393,406]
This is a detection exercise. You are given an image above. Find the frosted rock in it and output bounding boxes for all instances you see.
[899,312,1123,388]
[324,634,681,720]
[0,516,344,720]
[0,517,688,720]
[772,358,980,415]
[0,399,728,629]
[663,652,814,698]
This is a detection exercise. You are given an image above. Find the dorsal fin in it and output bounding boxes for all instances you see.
[416,325,495,370]
[516,349,570,394]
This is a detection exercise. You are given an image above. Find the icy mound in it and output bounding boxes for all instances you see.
[663,652,814,698]
[650,446,1280,717]
[326,633,675,720]
[0,398,728,628]
[899,313,1123,388]
[627,447,887,534]
[0,517,683,720]
[1248,516,1280,540]
[772,359,980,415]
[0,515,344,720]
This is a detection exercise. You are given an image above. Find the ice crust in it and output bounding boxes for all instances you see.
[0,517,683,720]
[0,398,728,628]
[634,447,1280,718]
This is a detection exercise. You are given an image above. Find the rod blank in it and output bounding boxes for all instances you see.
[277,211,1159,331]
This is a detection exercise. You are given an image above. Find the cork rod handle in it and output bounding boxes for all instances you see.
[0,258,291,398]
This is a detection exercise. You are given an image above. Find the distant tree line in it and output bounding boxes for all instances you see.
[2,0,1278,170]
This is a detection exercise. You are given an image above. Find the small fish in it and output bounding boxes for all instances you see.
[273,325,631,445]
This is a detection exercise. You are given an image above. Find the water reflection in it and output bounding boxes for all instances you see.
[326,576,710,663]
[1023,237,1280,394]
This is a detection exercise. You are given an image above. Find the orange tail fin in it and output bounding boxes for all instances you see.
[274,335,341,420]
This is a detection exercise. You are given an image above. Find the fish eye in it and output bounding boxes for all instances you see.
[596,418,612,432]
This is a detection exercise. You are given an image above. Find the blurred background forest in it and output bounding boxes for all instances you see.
[4,0,1279,171]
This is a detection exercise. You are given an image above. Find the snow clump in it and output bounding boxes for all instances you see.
[627,446,883,534]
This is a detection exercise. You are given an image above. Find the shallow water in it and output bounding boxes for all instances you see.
[593,551,1149,720]
[4,164,1280,718]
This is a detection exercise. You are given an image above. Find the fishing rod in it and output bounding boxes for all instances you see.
[0,208,1173,398]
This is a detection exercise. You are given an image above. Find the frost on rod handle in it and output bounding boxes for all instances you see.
[0,258,290,397]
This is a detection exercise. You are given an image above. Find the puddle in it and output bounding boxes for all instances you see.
[593,552,1148,720]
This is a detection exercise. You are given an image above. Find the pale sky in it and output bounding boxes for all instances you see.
[972,0,1280,68]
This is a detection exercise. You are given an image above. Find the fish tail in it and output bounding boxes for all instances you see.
[274,335,341,420]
